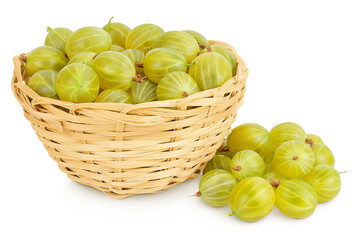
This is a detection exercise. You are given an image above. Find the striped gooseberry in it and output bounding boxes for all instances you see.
[55,63,100,103]
[269,122,306,152]
[303,165,341,203]
[27,70,58,99]
[122,49,145,76]
[196,169,237,207]
[143,48,187,83]
[25,46,68,76]
[203,154,232,175]
[227,123,272,165]
[44,27,73,54]
[125,24,164,53]
[103,17,130,48]
[271,141,315,179]
[110,45,125,52]
[229,177,275,222]
[312,143,335,167]
[129,79,157,104]
[68,52,96,65]
[156,71,199,100]
[305,133,324,146]
[92,51,137,91]
[152,31,200,63]
[200,44,237,76]
[230,150,266,181]
[275,179,317,218]
[183,30,209,49]
[95,89,131,103]
[65,27,112,58]
[188,52,232,91]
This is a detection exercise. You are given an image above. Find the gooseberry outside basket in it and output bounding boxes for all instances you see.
[11,40,248,199]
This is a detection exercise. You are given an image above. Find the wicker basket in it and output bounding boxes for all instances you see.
[11,40,248,199]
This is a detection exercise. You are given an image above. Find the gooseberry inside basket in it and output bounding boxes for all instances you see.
[11,40,248,199]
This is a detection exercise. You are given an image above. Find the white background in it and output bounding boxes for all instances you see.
[1,0,359,239]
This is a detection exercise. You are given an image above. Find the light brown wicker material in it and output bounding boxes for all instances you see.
[11,41,248,199]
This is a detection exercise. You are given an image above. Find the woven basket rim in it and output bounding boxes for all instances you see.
[12,40,248,111]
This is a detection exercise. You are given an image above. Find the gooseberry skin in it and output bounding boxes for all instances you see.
[262,171,286,188]
[110,45,125,52]
[269,122,306,152]
[92,51,136,91]
[200,44,237,76]
[306,133,324,145]
[129,79,157,104]
[227,123,272,165]
[303,165,341,203]
[271,140,315,179]
[198,169,238,207]
[156,71,199,100]
[27,70,58,99]
[183,30,209,49]
[229,177,275,222]
[275,179,317,219]
[103,18,130,48]
[152,31,200,63]
[143,48,187,84]
[312,143,335,167]
[68,52,96,65]
[25,46,68,77]
[125,24,164,53]
[55,63,100,103]
[65,27,112,58]
[122,49,145,76]
[216,140,233,158]
[230,150,266,181]
[188,52,232,91]
[44,27,73,53]
[95,89,131,103]
[203,154,232,175]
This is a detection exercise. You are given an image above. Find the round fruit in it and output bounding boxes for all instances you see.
[92,51,136,90]
[303,165,341,203]
[312,143,335,167]
[65,27,112,58]
[275,179,317,218]
[200,44,237,76]
[95,89,131,103]
[227,123,271,164]
[203,154,232,175]
[152,31,200,63]
[103,17,130,48]
[183,30,209,49]
[230,150,266,181]
[156,71,199,100]
[269,122,306,152]
[68,52,96,65]
[306,133,324,146]
[143,48,187,83]
[229,177,275,222]
[55,63,100,103]
[129,79,157,104]
[125,24,164,53]
[110,45,125,52]
[271,141,315,178]
[197,169,237,207]
[44,27,73,53]
[25,46,68,76]
[122,49,145,76]
[188,52,232,91]
[27,70,58,99]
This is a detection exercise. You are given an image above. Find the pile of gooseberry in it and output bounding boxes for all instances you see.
[195,122,343,222]
[24,18,237,104]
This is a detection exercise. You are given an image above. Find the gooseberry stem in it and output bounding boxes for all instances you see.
[182,91,189,97]
[198,43,206,49]
[205,46,212,52]
[135,61,144,68]
[338,171,347,174]
[292,155,298,160]
[270,179,281,188]
[218,145,229,152]
[191,191,201,197]
[232,166,241,171]
[133,74,144,84]
[305,138,315,148]
[93,53,101,60]
[107,16,114,24]
[143,47,152,50]
[46,27,52,32]
[226,211,235,216]
[187,62,195,67]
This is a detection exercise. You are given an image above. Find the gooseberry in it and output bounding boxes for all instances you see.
[44,27,73,54]
[203,154,232,175]
[95,89,131,103]
[230,150,266,181]
[125,23,164,53]
[269,122,306,152]
[27,70,58,99]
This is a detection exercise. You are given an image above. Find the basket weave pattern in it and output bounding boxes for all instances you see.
[12,41,248,199]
